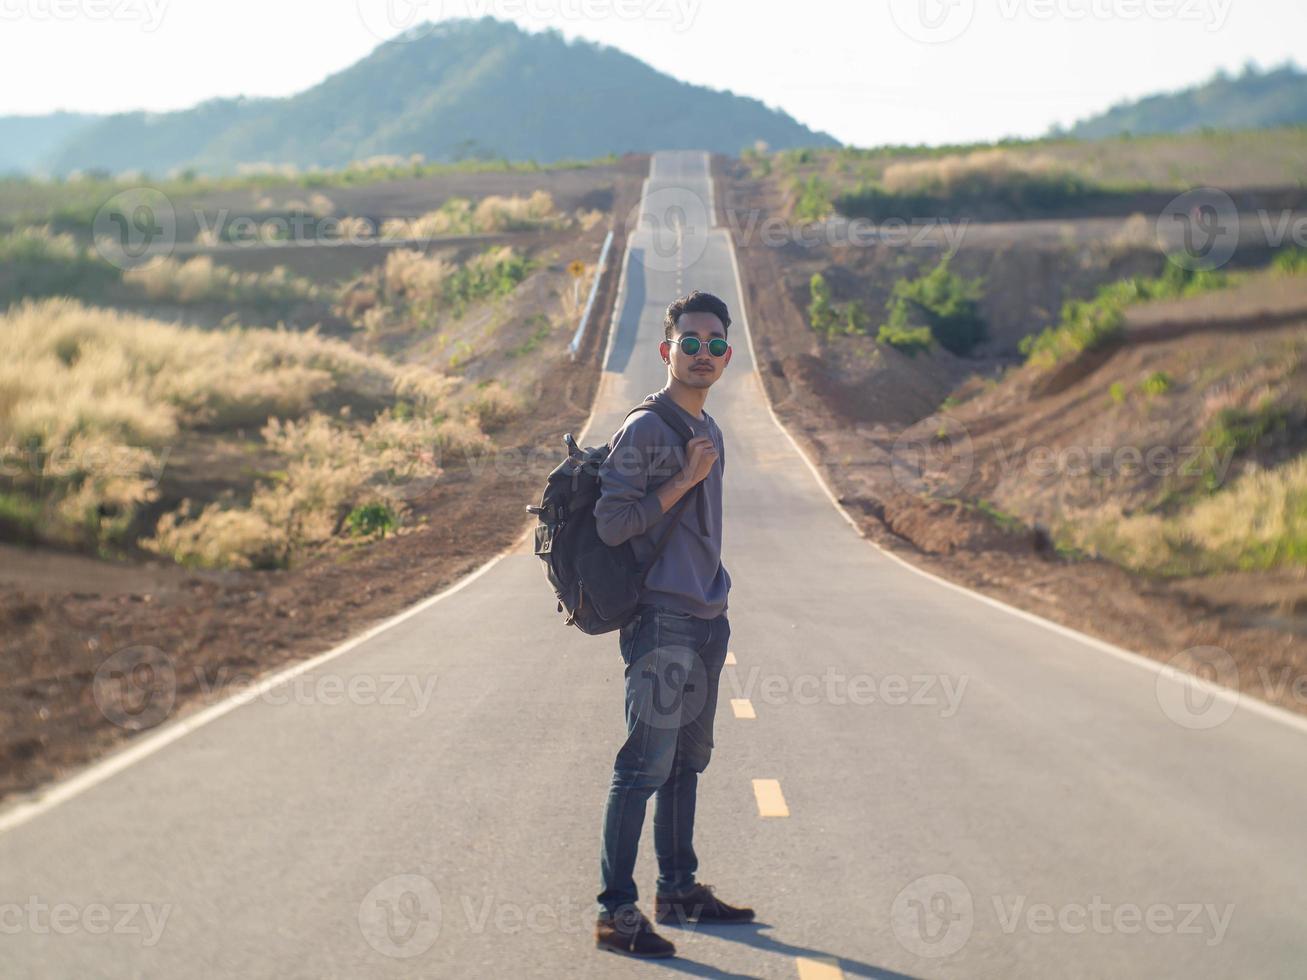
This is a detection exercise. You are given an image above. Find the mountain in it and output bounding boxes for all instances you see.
[38,17,837,176]
[0,112,102,174]
[1058,62,1307,139]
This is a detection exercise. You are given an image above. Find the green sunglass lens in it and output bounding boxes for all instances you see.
[676,337,728,356]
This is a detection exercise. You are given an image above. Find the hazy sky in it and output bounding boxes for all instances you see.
[1,0,1303,146]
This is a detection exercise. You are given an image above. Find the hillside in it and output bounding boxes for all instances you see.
[1061,62,1307,138]
[39,17,836,176]
[0,112,101,174]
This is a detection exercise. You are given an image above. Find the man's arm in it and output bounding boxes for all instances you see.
[595,417,664,547]
[595,418,703,547]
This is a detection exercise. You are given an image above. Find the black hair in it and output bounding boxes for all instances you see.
[664,290,731,342]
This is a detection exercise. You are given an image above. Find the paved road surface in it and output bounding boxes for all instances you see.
[2,150,1306,979]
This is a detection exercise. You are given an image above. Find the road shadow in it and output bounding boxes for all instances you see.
[657,919,922,979]
[605,247,647,375]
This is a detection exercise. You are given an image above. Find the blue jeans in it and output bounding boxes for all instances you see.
[597,603,731,918]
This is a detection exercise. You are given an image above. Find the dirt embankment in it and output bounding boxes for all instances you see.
[0,156,648,803]
[716,153,1307,718]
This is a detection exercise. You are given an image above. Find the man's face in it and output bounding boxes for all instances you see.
[661,311,732,389]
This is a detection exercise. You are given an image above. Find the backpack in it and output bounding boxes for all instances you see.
[527,399,701,635]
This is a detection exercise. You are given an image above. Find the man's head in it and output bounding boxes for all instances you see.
[661,290,733,389]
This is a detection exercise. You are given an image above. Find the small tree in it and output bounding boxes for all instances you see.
[808,272,838,337]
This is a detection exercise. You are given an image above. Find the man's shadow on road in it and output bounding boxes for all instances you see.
[640,919,922,979]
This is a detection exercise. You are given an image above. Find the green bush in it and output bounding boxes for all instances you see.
[445,247,533,317]
[876,322,933,355]
[834,167,1104,222]
[1273,246,1307,275]
[0,228,119,307]
[808,272,838,337]
[1020,264,1228,370]
[881,258,986,356]
[1141,371,1173,397]
[346,502,398,539]
[807,274,870,340]
[793,175,833,222]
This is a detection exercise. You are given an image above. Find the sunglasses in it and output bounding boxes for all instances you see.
[668,336,729,357]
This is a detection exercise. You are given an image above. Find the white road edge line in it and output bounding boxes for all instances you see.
[722,226,1307,739]
[0,168,657,837]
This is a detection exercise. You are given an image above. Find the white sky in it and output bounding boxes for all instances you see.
[0,0,1303,146]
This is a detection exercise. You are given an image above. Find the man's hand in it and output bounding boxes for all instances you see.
[681,436,719,487]
[654,436,718,515]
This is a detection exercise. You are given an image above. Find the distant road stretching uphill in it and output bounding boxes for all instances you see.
[1,151,1305,979]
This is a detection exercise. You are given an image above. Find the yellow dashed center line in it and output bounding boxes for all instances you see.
[752,778,789,818]
[725,650,737,666]
[796,956,844,979]
[730,698,756,719]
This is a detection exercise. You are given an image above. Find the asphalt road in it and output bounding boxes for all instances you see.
[2,151,1306,979]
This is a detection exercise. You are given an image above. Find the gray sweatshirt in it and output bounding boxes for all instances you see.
[594,387,730,619]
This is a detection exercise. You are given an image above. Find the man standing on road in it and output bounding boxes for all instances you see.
[591,290,755,959]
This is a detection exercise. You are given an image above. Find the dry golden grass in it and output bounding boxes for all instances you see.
[381,191,568,239]
[124,256,322,307]
[144,408,492,569]
[1072,454,1307,575]
[879,149,1079,196]
[382,249,454,305]
[0,299,470,554]
[464,380,523,433]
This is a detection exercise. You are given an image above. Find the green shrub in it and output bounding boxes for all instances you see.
[1141,371,1173,397]
[834,149,1106,221]
[0,227,119,306]
[877,322,933,355]
[346,502,398,538]
[882,257,986,356]
[444,246,532,317]
[793,175,833,222]
[844,299,869,336]
[1109,381,1127,404]
[1020,264,1229,370]
[1273,246,1307,275]
[808,272,838,337]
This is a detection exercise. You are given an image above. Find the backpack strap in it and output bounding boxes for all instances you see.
[622,399,707,585]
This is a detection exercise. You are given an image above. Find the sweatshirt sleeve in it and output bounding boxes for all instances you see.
[595,416,667,547]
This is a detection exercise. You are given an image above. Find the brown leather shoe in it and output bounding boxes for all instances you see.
[595,906,676,958]
[655,883,755,925]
